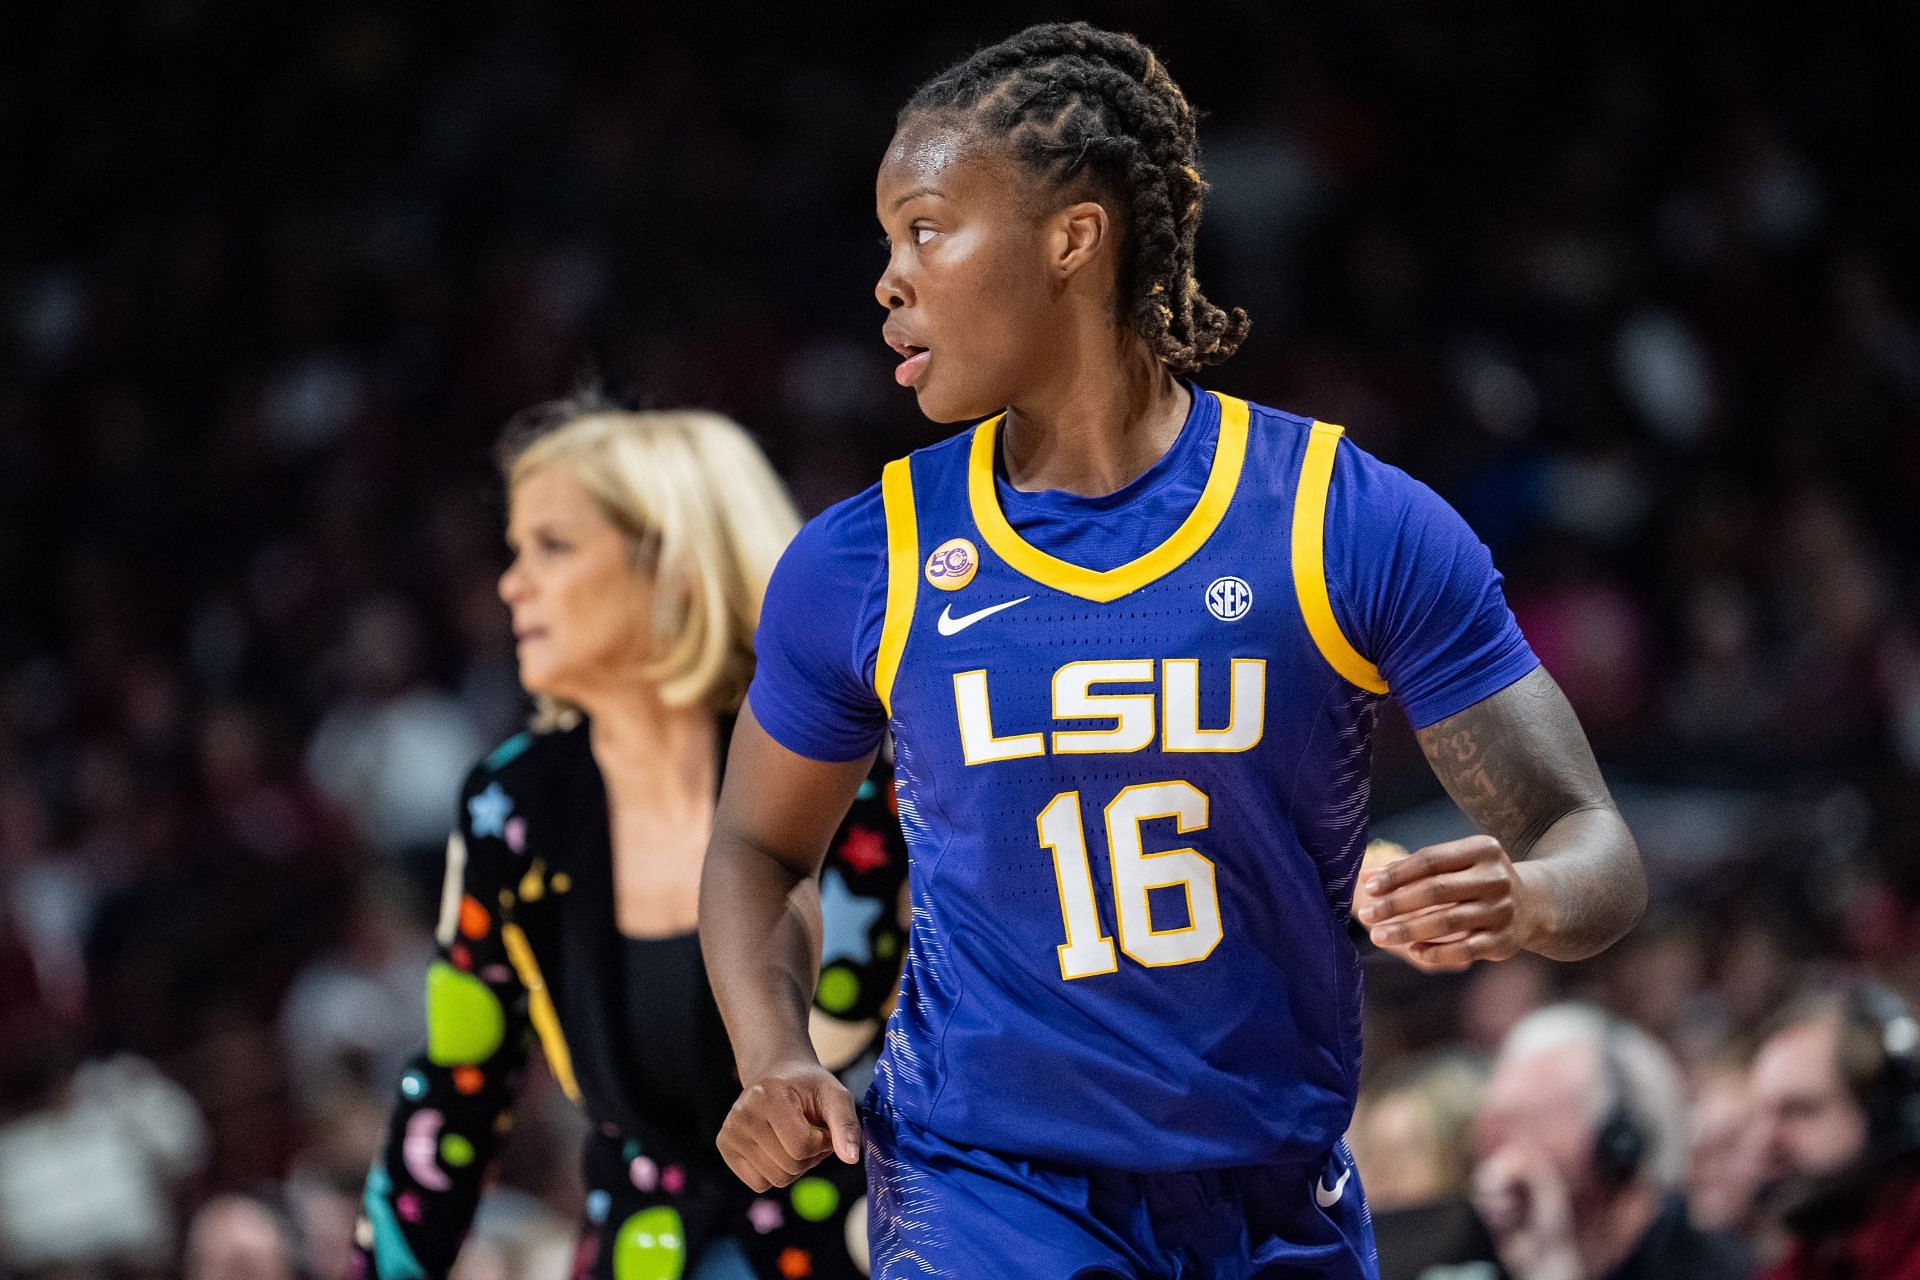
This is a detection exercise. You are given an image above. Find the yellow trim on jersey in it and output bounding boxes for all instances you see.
[1292,423,1389,694]
[500,922,582,1103]
[875,458,919,716]
[967,391,1250,604]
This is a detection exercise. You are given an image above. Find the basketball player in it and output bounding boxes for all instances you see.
[700,23,1645,1279]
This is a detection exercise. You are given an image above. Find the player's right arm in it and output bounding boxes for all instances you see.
[1317,437,1644,972]
[701,710,871,1190]
[699,486,891,1191]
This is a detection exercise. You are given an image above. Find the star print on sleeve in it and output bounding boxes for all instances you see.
[747,1198,785,1234]
[466,783,513,840]
[836,825,890,875]
[818,868,885,967]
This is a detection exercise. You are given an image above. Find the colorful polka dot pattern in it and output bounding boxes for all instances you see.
[425,963,505,1066]
[790,1177,839,1223]
[612,1206,686,1280]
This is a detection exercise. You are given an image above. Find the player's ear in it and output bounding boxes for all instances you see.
[1050,201,1110,280]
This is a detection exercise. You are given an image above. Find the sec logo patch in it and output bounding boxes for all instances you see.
[925,538,978,591]
[1206,575,1253,621]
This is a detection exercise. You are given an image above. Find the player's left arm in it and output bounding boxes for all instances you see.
[1356,667,1646,971]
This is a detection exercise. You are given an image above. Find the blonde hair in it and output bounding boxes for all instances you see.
[501,396,800,728]
[1354,1051,1488,1201]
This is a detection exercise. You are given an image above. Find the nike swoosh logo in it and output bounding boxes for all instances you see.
[936,596,1031,636]
[1315,1164,1351,1208]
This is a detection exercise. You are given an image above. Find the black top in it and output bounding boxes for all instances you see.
[526,722,745,1152]
[619,931,708,1154]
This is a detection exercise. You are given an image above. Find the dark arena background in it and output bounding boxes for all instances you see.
[3,3,1918,1278]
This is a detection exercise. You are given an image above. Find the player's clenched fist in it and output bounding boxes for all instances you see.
[718,1060,862,1192]
[1352,834,1549,973]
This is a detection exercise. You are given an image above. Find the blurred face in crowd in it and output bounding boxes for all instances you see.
[499,465,655,705]
[1459,954,1553,1054]
[875,116,1107,423]
[1688,1065,1768,1232]
[184,1197,297,1280]
[1350,1090,1450,1211]
[1749,1014,1869,1185]
[1474,1041,1610,1205]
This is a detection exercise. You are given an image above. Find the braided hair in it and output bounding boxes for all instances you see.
[901,22,1249,374]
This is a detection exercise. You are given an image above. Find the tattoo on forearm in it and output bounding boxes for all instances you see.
[1421,722,1541,854]
[1416,672,1595,857]
[1414,668,1644,956]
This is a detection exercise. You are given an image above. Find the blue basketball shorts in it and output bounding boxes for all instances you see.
[861,1097,1379,1279]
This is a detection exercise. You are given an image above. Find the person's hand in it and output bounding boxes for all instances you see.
[1353,834,1549,973]
[717,1059,861,1192]
[1349,840,1410,920]
[1473,1145,1583,1280]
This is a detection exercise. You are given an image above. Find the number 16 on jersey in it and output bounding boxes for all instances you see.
[1038,780,1224,980]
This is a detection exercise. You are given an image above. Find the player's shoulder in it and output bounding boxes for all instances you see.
[901,425,976,467]
[1227,390,1319,439]
[1324,428,1451,528]
[784,426,974,560]
[781,480,889,586]
[1222,389,1360,461]
[1214,389,1317,470]
[1229,389,1434,505]
[1211,389,1336,499]
[882,422,977,490]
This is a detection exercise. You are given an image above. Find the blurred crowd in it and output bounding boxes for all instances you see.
[2,1,1917,1277]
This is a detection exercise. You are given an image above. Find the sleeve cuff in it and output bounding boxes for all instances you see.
[747,693,885,764]
[1400,651,1543,730]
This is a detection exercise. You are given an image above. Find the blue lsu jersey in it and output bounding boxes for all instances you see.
[868,391,1392,1171]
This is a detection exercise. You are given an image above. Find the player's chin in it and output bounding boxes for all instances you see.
[911,372,1000,425]
[911,389,975,425]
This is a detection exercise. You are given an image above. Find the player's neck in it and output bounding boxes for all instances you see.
[999,340,1189,499]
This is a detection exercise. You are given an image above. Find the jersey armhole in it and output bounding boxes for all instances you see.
[874,458,919,716]
[1291,424,1390,695]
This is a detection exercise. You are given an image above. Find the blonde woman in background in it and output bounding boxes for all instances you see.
[1349,1053,1495,1280]
[356,396,906,1280]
